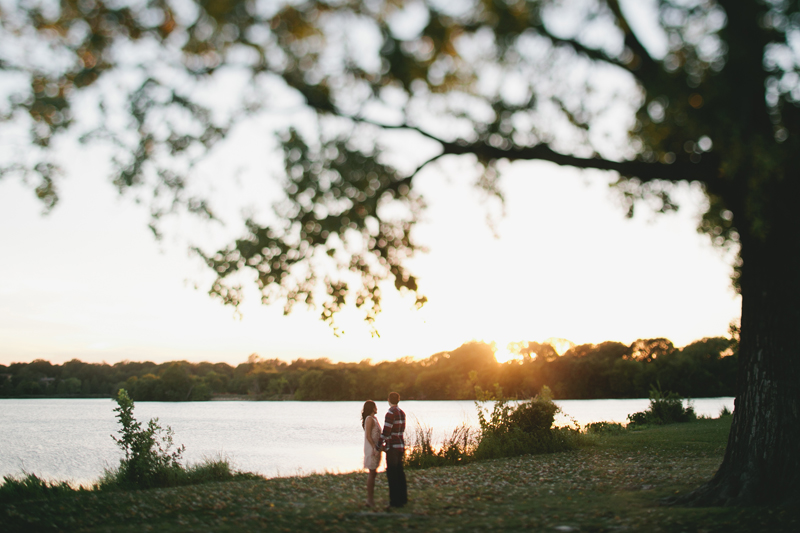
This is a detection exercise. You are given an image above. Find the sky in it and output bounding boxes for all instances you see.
[0,137,740,367]
[0,0,741,368]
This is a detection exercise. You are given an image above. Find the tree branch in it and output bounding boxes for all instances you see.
[436,138,717,185]
[280,63,716,187]
[335,113,716,186]
[534,26,630,71]
[359,118,446,145]
[407,151,448,180]
[606,0,662,78]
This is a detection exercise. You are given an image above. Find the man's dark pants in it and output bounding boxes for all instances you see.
[386,447,407,507]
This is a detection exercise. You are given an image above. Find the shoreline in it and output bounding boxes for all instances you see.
[4,418,798,532]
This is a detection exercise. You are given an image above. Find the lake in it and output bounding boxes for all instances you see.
[0,397,734,485]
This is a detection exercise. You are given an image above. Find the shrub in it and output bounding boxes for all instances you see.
[719,405,732,417]
[627,385,696,427]
[100,389,186,489]
[586,421,625,435]
[0,473,79,504]
[101,390,260,489]
[475,386,558,437]
[509,395,559,434]
[472,386,575,461]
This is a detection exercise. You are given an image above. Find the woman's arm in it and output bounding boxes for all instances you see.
[365,416,376,448]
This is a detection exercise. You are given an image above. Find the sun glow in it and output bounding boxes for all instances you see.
[493,340,522,364]
[491,338,577,364]
[543,338,576,356]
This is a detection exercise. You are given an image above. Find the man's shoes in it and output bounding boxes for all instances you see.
[384,504,405,511]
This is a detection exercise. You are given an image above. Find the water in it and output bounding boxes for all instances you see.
[0,397,734,485]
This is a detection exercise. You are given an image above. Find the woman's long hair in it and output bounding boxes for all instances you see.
[361,400,377,429]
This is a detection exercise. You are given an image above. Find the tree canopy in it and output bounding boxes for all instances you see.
[0,0,758,324]
[3,0,800,505]
[0,336,737,401]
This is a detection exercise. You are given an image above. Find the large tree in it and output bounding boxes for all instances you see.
[1,0,798,505]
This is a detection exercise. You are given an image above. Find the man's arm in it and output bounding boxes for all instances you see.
[380,408,395,450]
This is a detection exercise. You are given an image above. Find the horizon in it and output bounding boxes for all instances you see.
[0,332,734,368]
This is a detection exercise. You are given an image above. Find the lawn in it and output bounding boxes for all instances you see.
[2,417,797,532]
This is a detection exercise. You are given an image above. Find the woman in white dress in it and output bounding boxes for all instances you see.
[361,400,381,507]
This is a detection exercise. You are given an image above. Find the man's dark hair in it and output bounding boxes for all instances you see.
[388,391,400,405]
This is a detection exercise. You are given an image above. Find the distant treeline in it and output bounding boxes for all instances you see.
[0,337,737,402]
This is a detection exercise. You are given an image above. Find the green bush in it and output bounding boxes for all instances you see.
[100,390,257,490]
[471,425,580,461]
[475,386,558,437]
[0,473,80,504]
[101,389,186,489]
[586,421,625,435]
[627,385,696,427]
[509,395,559,434]
[472,386,576,461]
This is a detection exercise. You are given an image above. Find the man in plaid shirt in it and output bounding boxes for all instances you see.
[378,391,407,508]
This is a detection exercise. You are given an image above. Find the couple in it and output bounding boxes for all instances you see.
[361,392,407,509]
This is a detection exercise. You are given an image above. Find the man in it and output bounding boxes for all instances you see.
[378,391,407,508]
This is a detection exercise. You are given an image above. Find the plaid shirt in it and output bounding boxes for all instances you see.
[380,405,406,450]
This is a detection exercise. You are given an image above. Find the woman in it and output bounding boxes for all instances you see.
[361,400,381,507]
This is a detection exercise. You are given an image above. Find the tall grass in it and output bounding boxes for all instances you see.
[406,421,473,469]
[97,455,258,490]
[0,473,83,504]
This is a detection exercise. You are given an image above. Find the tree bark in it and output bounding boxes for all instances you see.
[680,203,800,506]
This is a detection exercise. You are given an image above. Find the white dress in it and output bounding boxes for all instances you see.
[363,415,381,470]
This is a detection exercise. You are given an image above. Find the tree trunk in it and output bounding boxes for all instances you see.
[681,213,800,506]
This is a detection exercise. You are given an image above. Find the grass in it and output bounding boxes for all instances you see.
[0,473,85,504]
[94,456,261,492]
[2,417,798,532]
